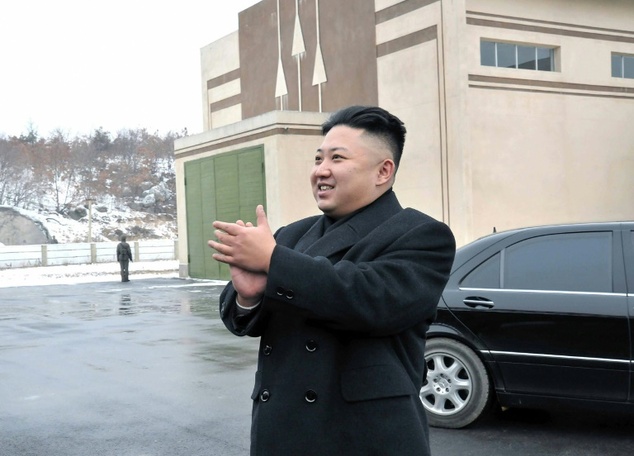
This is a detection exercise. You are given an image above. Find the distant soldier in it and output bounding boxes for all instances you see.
[116,235,133,282]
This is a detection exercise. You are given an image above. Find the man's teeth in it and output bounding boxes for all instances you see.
[319,185,333,190]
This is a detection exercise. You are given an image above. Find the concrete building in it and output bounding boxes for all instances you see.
[174,0,634,279]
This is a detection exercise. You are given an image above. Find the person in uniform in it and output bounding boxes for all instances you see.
[116,235,132,282]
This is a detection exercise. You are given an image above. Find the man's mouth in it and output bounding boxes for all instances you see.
[318,185,334,191]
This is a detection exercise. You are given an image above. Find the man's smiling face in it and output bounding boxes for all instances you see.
[311,125,395,219]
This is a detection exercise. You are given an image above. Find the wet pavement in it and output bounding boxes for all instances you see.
[2,278,634,456]
[0,277,258,456]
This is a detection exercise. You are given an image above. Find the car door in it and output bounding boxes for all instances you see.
[623,225,634,402]
[443,226,630,401]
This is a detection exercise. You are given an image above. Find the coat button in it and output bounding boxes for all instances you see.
[263,345,273,356]
[305,340,318,352]
[275,287,294,300]
[304,390,317,403]
[260,390,270,402]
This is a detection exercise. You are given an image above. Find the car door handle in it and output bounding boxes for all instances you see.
[463,297,495,309]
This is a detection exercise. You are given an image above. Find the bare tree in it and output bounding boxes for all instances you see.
[0,137,41,208]
[34,130,86,212]
[1,126,177,215]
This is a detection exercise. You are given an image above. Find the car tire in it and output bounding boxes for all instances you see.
[420,337,492,429]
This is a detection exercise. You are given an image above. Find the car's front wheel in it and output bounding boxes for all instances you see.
[420,337,492,428]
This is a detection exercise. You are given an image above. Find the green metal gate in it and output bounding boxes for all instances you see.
[185,146,265,279]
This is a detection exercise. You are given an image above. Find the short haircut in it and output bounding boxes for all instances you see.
[120,235,127,242]
[321,106,406,168]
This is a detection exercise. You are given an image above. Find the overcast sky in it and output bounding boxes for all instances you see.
[0,0,260,139]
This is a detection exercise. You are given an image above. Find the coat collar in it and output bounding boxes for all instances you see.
[297,189,402,258]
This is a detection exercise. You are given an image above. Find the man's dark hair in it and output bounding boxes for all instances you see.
[321,106,406,168]
[120,235,127,242]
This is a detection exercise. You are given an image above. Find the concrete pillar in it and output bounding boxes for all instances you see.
[41,244,48,266]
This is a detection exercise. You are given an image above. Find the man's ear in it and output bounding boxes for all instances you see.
[376,159,396,185]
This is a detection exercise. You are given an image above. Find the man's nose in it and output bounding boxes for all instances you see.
[314,160,331,176]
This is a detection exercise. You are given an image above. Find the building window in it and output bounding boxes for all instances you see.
[611,53,634,79]
[481,40,555,71]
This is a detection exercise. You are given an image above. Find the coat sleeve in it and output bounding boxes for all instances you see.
[264,217,455,337]
[217,220,316,338]
[219,282,269,337]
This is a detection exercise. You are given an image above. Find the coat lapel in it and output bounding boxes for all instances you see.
[299,190,402,260]
[294,217,327,253]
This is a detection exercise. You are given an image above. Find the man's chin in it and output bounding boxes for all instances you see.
[318,203,334,216]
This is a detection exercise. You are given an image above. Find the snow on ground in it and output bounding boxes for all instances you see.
[9,204,177,244]
[0,260,182,288]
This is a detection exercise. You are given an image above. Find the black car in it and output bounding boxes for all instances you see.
[422,221,634,428]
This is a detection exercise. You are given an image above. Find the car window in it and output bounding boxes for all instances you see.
[503,232,612,292]
[461,253,501,288]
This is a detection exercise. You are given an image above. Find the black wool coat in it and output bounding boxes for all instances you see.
[219,190,456,456]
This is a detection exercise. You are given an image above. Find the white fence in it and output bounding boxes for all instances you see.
[0,240,178,269]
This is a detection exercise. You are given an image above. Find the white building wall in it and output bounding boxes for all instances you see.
[201,31,243,130]
[376,1,447,222]
[464,0,634,240]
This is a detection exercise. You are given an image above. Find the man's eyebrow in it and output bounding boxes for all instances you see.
[316,146,348,153]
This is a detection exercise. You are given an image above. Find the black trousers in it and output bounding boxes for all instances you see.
[119,260,130,282]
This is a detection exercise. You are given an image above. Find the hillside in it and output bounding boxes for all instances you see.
[0,193,177,246]
[0,128,180,245]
